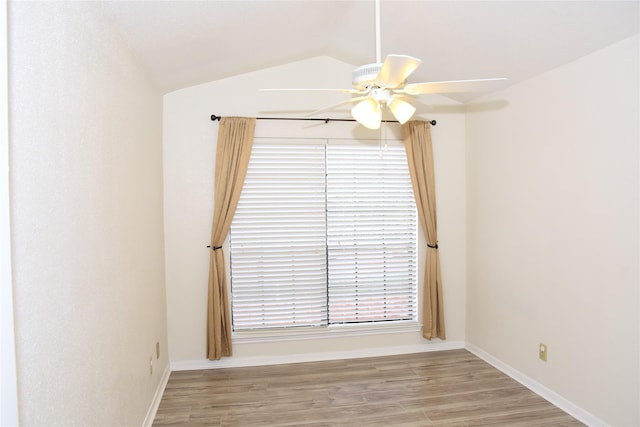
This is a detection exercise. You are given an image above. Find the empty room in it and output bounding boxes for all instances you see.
[2,1,638,426]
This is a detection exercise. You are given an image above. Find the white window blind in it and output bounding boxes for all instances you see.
[326,144,418,324]
[230,138,417,332]
[230,142,328,330]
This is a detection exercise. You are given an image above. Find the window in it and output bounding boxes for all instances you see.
[229,138,417,333]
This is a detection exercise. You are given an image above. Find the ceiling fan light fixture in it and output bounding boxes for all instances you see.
[352,98,381,130]
[387,97,416,124]
[260,0,508,129]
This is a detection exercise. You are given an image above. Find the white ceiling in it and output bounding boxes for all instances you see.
[101,0,639,102]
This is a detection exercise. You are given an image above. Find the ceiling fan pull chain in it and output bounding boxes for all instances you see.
[383,116,388,152]
[379,125,383,158]
[379,107,388,158]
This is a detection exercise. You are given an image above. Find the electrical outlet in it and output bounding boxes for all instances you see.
[149,356,153,375]
[539,343,548,361]
[156,341,160,360]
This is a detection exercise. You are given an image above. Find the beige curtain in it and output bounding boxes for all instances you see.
[402,120,445,340]
[207,117,256,360]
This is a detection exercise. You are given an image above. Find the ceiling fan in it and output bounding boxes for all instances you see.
[263,0,508,129]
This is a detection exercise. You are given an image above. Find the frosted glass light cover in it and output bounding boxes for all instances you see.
[352,98,381,130]
[388,98,416,124]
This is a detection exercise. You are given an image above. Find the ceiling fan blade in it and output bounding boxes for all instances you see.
[307,96,369,117]
[375,54,421,88]
[403,78,509,95]
[260,88,363,94]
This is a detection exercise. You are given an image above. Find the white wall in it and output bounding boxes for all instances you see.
[8,2,168,425]
[163,56,467,366]
[1,0,19,424]
[466,35,639,426]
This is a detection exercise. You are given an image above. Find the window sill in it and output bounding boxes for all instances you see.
[232,321,422,344]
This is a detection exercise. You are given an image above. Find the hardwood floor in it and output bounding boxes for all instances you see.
[153,349,584,426]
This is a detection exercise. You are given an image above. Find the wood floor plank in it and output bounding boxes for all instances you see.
[153,349,583,426]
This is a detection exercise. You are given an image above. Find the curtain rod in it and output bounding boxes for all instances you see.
[210,114,436,126]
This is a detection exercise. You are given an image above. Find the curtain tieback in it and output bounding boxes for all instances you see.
[207,245,223,251]
[427,242,439,249]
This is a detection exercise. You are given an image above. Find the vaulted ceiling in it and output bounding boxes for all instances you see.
[101,0,639,102]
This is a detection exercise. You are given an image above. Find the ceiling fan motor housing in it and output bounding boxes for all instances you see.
[352,63,383,90]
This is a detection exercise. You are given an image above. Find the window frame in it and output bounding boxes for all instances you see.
[225,137,422,339]
[223,125,426,342]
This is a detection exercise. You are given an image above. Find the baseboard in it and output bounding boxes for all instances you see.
[171,340,466,371]
[465,343,609,427]
[142,363,171,427]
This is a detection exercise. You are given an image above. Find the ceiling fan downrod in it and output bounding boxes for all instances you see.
[375,0,381,64]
